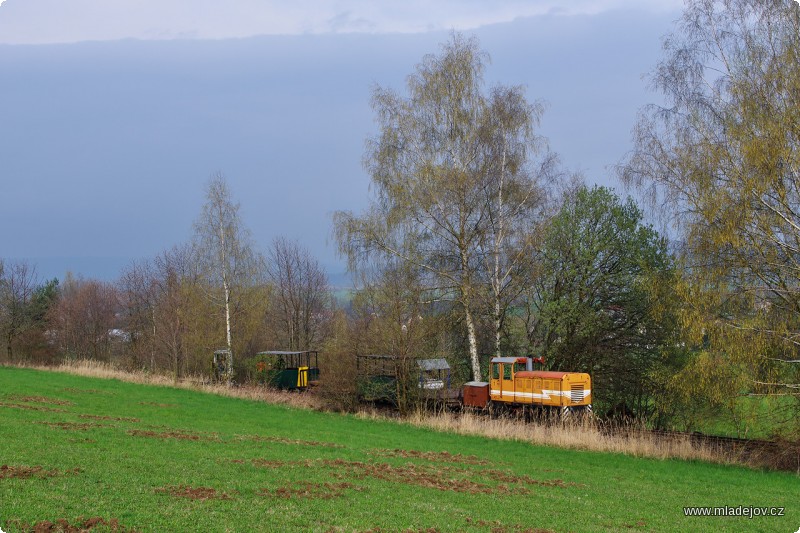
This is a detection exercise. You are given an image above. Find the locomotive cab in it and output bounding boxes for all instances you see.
[489,357,530,400]
[487,357,592,413]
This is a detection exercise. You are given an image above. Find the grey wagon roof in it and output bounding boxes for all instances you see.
[417,358,450,371]
[257,351,316,355]
[491,357,526,364]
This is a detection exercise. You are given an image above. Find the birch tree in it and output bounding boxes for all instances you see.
[335,34,555,380]
[621,0,800,404]
[193,173,261,384]
[478,87,555,357]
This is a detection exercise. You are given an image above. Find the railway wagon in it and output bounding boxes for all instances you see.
[356,355,460,405]
[464,357,592,416]
[256,350,320,390]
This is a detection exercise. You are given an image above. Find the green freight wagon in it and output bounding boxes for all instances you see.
[356,354,398,403]
[356,355,459,405]
[255,350,320,390]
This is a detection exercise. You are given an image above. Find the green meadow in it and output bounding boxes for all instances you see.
[0,366,796,532]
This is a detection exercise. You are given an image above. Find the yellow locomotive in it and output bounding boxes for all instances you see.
[463,356,592,417]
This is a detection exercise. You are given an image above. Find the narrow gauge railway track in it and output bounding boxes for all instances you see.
[641,430,799,472]
[573,421,798,472]
[409,403,800,473]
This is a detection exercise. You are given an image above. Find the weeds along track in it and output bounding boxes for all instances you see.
[370,409,800,471]
[19,359,325,409]
[644,430,800,473]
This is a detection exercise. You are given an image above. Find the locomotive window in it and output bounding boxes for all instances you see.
[491,364,500,380]
[503,364,512,380]
[514,363,526,373]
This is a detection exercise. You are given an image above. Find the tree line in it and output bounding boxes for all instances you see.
[2,0,798,439]
[0,175,332,384]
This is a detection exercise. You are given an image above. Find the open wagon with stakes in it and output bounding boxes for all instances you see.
[356,354,461,406]
[211,349,233,383]
[254,350,320,391]
[463,356,592,419]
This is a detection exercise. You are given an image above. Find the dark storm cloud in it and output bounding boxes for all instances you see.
[0,10,678,281]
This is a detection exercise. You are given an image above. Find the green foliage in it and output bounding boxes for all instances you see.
[0,367,797,532]
[357,374,398,403]
[343,261,451,412]
[622,0,800,437]
[525,185,677,416]
[663,350,750,433]
[334,33,554,381]
[243,352,285,385]
[0,262,57,363]
[193,173,264,383]
[29,278,58,324]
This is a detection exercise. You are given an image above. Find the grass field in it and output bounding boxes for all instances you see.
[0,366,797,532]
[692,395,798,440]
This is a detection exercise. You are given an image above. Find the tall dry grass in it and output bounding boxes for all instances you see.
[8,359,752,467]
[397,410,729,464]
[17,359,324,410]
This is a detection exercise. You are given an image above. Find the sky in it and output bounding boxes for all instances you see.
[0,0,685,284]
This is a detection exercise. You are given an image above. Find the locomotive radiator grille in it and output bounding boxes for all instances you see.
[570,384,584,404]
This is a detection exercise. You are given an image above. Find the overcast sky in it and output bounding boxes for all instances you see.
[0,1,686,283]
[0,0,682,44]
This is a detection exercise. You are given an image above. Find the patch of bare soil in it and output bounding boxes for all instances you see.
[370,448,490,465]
[251,458,316,468]
[321,459,501,494]
[61,388,110,395]
[128,429,219,441]
[235,434,344,448]
[229,458,321,472]
[464,518,556,533]
[0,401,67,413]
[155,485,232,500]
[319,459,580,495]
[67,438,97,444]
[7,395,74,406]
[4,516,136,532]
[137,402,176,408]
[359,528,441,533]
[230,455,577,495]
[260,481,361,500]
[78,414,140,422]
[478,468,584,489]
[36,421,110,431]
[622,520,648,529]
[228,449,583,498]
[0,464,81,479]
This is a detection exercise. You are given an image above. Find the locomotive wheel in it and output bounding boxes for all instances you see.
[563,405,594,423]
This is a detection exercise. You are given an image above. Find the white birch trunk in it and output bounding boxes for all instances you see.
[493,149,505,358]
[223,276,232,385]
[461,247,482,381]
[220,220,234,386]
[151,307,157,373]
[465,304,481,382]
